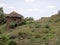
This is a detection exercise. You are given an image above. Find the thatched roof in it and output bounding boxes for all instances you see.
[6,11,23,18]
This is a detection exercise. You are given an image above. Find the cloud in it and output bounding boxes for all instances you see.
[27,8,40,12]
[0,3,7,7]
[0,3,15,10]
[0,3,15,13]
[4,6,15,13]
[24,0,35,2]
[0,0,5,3]
[47,5,56,9]
[6,6,15,9]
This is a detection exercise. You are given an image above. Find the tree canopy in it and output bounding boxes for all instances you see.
[0,7,5,25]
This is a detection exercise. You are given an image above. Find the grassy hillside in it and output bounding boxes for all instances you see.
[0,13,60,45]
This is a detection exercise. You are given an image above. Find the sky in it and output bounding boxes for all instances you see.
[0,0,60,20]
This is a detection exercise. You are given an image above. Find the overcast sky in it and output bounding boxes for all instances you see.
[0,0,60,20]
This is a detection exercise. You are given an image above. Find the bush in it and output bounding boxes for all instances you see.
[31,29,35,32]
[42,37,46,40]
[10,22,16,29]
[9,34,17,39]
[18,32,30,39]
[0,8,5,25]
[45,42,49,45]
[25,17,34,21]
[18,32,26,39]
[21,20,26,25]
[44,30,49,34]
[29,22,41,28]
[35,35,41,38]
[35,24,41,28]
[45,25,50,29]
[0,31,2,34]
[0,36,8,45]
[54,18,60,23]
[34,22,41,28]
[21,17,34,25]
[0,18,5,25]
[8,41,16,45]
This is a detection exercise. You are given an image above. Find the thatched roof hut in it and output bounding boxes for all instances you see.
[6,11,23,18]
[6,11,24,30]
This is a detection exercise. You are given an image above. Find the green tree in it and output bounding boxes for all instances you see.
[25,17,34,21]
[0,7,5,25]
[21,17,34,25]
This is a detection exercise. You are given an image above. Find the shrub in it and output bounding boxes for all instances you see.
[54,18,60,23]
[21,20,26,25]
[31,29,35,32]
[35,35,41,38]
[45,25,50,30]
[35,24,41,28]
[25,17,34,21]
[44,30,49,34]
[10,22,16,29]
[8,41,16,45]
[42,37,46,40]
[32,22,41,28]
[0,8,5,25]
[18,32,30,39]
[45,42,49,45]
[0,36,8,45]
[21,17,34,25]
[18,32,27,39]
[9,34,17,39]
[29,22,41,28]
[0,31,2,34]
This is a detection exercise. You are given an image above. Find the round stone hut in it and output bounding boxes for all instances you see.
[6,11,24,30]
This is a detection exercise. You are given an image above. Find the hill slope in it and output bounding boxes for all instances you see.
[0,13,60,45]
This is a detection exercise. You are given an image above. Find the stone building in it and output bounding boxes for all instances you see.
[6,11,24,30]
